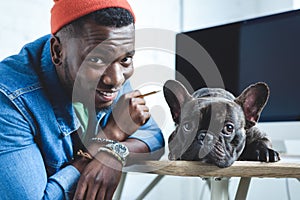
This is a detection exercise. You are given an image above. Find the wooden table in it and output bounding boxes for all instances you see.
[115,155,300,200]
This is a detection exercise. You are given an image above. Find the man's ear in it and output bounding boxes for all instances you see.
[50,36,62,66]
[235,82,270,128]
[163,80,192,124]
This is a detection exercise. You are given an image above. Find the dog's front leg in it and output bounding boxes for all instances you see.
[238,127,280,162]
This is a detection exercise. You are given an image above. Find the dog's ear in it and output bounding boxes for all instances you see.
[163,80,193,124]
[235,82,270,128]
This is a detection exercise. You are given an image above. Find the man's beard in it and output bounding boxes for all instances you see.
[61,60,119,116]
[96,99,116,114]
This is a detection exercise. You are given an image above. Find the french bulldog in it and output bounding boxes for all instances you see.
[163,79,280,168]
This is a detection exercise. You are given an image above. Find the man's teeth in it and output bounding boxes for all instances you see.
[99,91,113,96]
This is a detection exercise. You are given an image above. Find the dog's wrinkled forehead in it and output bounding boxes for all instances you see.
[181,94,245,126]
[181,100,201,117]
[188,88,246,130]
[192,87,235,100]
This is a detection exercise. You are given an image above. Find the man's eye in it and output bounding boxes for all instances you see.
[89,57,104,64]
[120,56,132,65]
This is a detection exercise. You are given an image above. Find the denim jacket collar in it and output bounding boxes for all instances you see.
[40,35,80,137]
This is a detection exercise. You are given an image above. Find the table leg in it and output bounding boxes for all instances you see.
[210,177,229,200]
[136,175,165,200]
[113,172,127,200]
[235,177,251,200]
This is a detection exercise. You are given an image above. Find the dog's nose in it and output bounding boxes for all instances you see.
[197,132,206,145]
[197,130,214,145]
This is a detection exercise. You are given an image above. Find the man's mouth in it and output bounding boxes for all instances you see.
[95,89,119,103]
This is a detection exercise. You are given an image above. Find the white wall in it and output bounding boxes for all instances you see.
[0,0,52,60]
[183,0,293,31]
[1,1,300,200]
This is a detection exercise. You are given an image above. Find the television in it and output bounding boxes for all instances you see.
[175,9,300,122]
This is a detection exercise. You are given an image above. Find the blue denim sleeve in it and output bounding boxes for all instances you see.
[0,92,79,200]
[128,117,165,152]
[0,145,80,200]
[48,166,80,199]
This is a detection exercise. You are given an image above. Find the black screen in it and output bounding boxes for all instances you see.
[176,9,300,122]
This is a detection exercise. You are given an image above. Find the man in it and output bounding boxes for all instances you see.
[0,0,165,199]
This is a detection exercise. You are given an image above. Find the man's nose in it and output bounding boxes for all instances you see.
[101,62,124,87]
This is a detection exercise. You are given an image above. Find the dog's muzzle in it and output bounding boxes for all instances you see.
[196,130,216,159]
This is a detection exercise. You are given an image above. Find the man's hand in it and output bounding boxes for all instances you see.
[72,139,151,200]
[73,151,123,200]
[103,90,150,141]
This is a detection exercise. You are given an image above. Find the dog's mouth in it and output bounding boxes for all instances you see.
[198,133,229,162]
[168,130,215,160]
[212,141,227,157]
[199,131,239,168]
[204,141,234,168]
[168,130,236,168]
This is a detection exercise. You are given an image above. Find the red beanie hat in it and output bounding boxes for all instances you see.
[51,0,135,34]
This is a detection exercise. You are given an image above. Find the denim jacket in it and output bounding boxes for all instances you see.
[0,35,164,199]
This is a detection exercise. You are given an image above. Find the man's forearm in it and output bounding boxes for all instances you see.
[122,138,164,164]
[121,138,149,153]
[72,138,150,172]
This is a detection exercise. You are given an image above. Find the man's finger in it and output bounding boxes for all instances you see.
[73,179,88,200]
[85,181,102,200]
[131,97,146,105]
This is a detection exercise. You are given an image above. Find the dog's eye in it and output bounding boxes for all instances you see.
[182,122,193,132]
[223,123,235,135]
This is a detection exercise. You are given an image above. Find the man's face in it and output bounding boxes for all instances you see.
[53,22,135,110]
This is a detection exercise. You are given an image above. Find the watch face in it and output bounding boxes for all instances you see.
[109,143,129,158]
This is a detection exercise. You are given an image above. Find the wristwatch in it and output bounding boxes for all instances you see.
[105,142,130,163]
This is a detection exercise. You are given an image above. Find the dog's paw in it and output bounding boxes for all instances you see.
[239,141,280,162]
